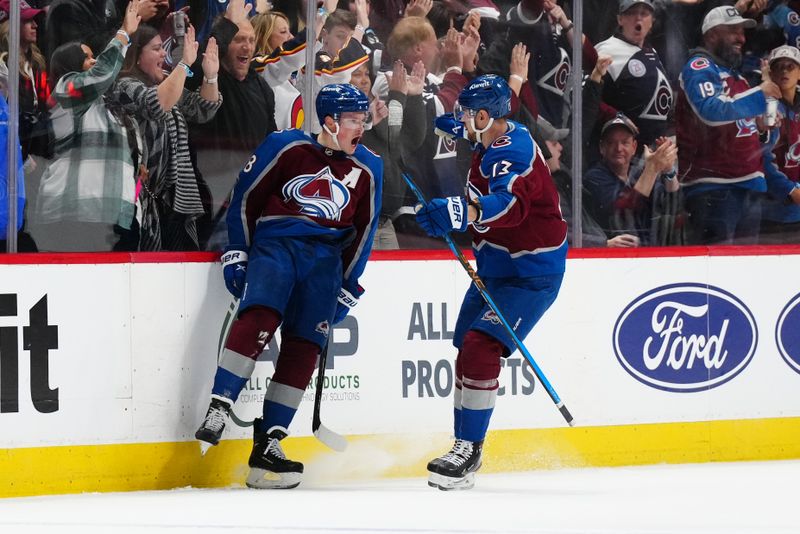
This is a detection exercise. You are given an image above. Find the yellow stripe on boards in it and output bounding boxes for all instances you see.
[2,417,799,498]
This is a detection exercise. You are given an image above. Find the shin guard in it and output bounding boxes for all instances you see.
[212,306,281,402]
[259,336,320,433]
[458,330,503,443]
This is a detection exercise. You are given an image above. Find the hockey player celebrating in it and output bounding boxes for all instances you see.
[195,83,382,489]
[416,74,567,490]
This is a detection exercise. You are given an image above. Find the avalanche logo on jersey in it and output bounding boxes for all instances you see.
[640,68,673,121]
[282,166,350,220]
[538,48,571,96]
[690,57,710,71]
[735,118,758,138]
[786,140,800,169]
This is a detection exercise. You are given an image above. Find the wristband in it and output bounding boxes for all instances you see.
[355,24,366,32]
[203,76,218,84]
[510,74,526,83]
[563,22,574,32]
[177,61,194,77]
[446,66,463,75]
[470,198,483,223]
[116,29,130,45]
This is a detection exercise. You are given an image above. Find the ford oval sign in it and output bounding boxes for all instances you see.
[613,283,757,392]
[776,293,800,375]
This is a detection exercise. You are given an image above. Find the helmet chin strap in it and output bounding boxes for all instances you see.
[469,115,494,146]
[322,120,342,151]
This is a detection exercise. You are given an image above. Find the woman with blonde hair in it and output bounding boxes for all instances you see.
[251,10,293,57]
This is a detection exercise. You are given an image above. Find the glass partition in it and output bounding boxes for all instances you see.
[3,0,799,253]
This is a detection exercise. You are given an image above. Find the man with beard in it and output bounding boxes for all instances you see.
[675,5,781,245]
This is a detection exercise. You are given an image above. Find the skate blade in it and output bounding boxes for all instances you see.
[198,440,213,456]
[427,471,475,491]
[245,467,302,489]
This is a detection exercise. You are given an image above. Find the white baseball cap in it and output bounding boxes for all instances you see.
[768,45,800,67]
[701,6,756,34]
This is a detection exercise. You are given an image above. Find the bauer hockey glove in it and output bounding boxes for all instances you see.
[415,196,469,237]
[434,113,467,141]
[333,282,364,324]
[221,247,248,299]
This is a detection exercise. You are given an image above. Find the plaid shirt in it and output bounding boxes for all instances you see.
[36,38,138,230]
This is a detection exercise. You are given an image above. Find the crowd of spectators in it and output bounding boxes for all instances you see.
[2,0,800,252]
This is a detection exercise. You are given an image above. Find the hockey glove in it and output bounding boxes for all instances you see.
[221,247,248,299]
[333,283,364,324]
[415,196,469,237]
[434,113,467,141]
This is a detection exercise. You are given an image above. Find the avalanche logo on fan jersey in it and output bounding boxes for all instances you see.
[776,292,800,375]
[690,57,710,71]
[736,117,758,137]
[613,283,757,392]
[641,69,673,121]
[786,140,800,168]
[282,166,350,220]
[736,118,758,138]
[538,48,571,96]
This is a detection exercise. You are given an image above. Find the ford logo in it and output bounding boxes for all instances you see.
[613,283,757,392]
[776,293,800,375]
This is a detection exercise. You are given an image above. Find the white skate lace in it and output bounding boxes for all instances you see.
[440,439,472,467]
[266,437,287,460]
[204,406,228,432]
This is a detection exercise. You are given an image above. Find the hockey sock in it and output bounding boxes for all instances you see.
[459,330,503,443]
[454,351,463,439]
[257,336,319,433]
[212,306,281,402]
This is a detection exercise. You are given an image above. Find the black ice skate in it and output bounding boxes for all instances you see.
[195,397,232,455]
[427,439,483,491]
[245,420,304,489]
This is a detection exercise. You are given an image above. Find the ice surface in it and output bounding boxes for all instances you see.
[0,459,796,534]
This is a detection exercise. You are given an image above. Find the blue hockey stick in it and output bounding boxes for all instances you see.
[402,173,574,427]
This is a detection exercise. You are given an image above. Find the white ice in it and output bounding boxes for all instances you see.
[1,459,796,534]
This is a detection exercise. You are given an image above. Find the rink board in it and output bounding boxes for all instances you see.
[0,248,799,497]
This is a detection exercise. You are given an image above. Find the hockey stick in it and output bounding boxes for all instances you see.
[312,342,348,451]
[401,173,575,427]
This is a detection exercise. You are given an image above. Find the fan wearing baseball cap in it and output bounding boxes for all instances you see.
[760,44,800,244]
[583,112,678,247]
[594,0,672,148]
[674,4,782,245]
[0,0,49,160]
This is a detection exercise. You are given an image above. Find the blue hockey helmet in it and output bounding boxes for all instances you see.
[455,74,512,119]
[316,83,370,125]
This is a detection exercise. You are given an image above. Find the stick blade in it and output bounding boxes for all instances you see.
[313,423,348,452]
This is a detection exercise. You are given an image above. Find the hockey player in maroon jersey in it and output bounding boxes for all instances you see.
[195,83,382,489]
[416,74,567,490]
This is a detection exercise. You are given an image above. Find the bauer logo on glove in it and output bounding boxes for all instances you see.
[415,196,469,237]
[221,247,249,299]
